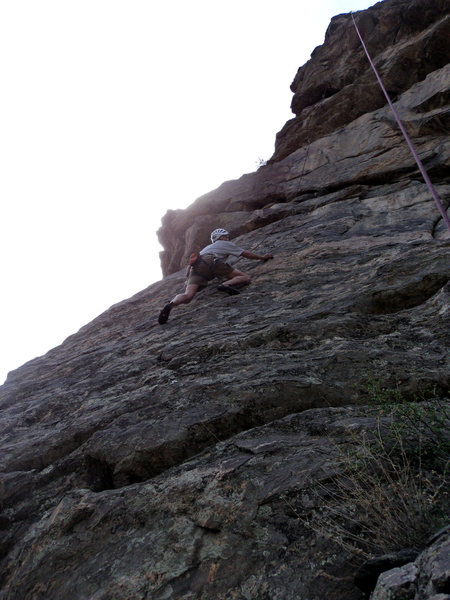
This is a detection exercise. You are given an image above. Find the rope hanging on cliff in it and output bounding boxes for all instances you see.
[351,12,450,233]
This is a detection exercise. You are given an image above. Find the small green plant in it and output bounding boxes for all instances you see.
[297,383,449,559]
[366,379,450,471]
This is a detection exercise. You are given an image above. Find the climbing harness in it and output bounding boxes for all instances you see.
[187,252,223,281]
[351,12,450,232]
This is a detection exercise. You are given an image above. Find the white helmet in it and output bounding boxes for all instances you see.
[211,228,229,243]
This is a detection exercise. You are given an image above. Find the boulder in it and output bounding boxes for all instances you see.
[354,549,419,595]
[371,529,450,600]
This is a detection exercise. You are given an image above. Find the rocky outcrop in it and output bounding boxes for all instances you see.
[157,0,450,277]
[273,0,450,162]
[1,0,449,598]
[158,62,450,276]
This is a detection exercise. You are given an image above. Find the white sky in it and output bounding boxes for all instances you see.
[1,0,375,384]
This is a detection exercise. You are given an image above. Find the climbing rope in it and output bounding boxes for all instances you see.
[351,12,450,232]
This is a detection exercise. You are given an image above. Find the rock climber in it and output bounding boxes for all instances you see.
[158,228,273,324]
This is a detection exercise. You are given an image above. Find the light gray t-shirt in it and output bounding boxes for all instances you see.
[200,240,244,263]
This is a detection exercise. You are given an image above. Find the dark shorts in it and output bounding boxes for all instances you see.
[187,254,234,288]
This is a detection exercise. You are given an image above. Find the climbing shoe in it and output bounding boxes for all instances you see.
[158,302,173,324]
[217,284,240,296]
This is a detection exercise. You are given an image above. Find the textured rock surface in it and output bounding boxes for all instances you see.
[1,0,449,598]
[0,408,393,600]
[371,529,450,600]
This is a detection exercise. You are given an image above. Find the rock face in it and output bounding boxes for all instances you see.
[157,0,450,276]
[273,0,450,162]
[1,0,449,598]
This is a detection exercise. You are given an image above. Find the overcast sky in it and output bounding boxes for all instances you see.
[1,0,376,384]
